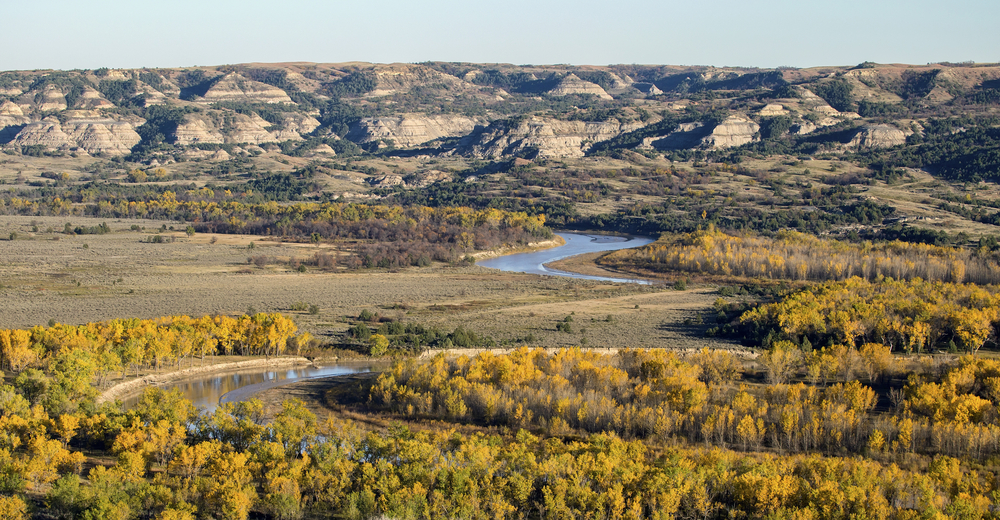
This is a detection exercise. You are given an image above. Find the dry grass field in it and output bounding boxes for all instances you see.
[0,215,739,352]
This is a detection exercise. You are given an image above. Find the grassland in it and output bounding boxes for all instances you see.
[0,215,742,355]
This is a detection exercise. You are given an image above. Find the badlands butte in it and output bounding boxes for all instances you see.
[2,60,1000,337]
[7,61,997,160]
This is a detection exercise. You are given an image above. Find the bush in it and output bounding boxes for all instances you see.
[369,334,389,356]
[350,323,371,341]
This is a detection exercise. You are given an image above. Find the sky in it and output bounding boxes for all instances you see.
[2,0,997,71]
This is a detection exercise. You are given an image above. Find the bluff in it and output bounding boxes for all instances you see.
[10,115,143,155]
[457,116,645,158]
[347,114,483,148]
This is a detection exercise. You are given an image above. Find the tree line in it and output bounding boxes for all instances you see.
[0,193,551,270]
[737,276,1000,355]
[600,227,1000,285]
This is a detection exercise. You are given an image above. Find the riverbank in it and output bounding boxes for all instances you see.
[471,235,565,260]
[544,251,657,282]
[419,345,759,360]
[476,232,654,283]
[96,356,314,405]
[255,372,379,422]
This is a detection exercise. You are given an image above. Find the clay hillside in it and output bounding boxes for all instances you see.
[0,61,998,161]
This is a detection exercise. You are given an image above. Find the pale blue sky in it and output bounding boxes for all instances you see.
[3,0,997,70]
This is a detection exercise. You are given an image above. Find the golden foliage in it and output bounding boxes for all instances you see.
[603,227,1000,284]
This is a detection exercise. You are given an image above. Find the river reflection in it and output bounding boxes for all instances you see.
[478,232,654,284]
[121,363,374,413]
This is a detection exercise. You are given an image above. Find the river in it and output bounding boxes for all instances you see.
[477,232,654,284]
[121,362,376,413]
[125,232,649,411]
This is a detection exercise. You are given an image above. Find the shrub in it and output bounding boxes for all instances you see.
[350,323,371,341]
[369,334,389,356]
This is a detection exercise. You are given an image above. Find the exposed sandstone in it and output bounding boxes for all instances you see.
[10,117,73,149]
[365,64,484,98]
[604,72,632,90]
[924,85,955,103]
[632,83,663,95]
[0,101,30,143]
[371,174,404,187]
[458,116,644,158]
[548,74,613,100]
[272,113,321,141]
[0,102,27,117]
[641,122,707,150]
[225,113,283,144]
[36,85,67,112]
[305,143,337,157]
[410,169,452,187]
[75,87,115,109]
[63,118,143,155]
[135,81,168,106]
[9,116,142,155]
[758,104,787,116]
[701,116,760,149]
[174,118,226,145]
[370,169,451,188]
[180,149,212,160]
[348,114,482,148]
[175,112,319,145]
[199,73,293,104]
[849,124,907,149]
[790,122,817,135]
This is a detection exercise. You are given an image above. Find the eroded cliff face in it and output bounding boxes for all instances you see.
[458,116,645,158]
[0,101,31,143]
[0,61,995,161]
[547,74,614,100]
[174,118,226,145]
[74,88,115,110]
[365,64,488,99]
[9,115,143,155]
[173,112,320,145]
[640,122,708,151]
[347,114,483,148]
[701,116,760,149]
[198,73,294,104]
[36,85,68,112]
[849,124,908,149]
